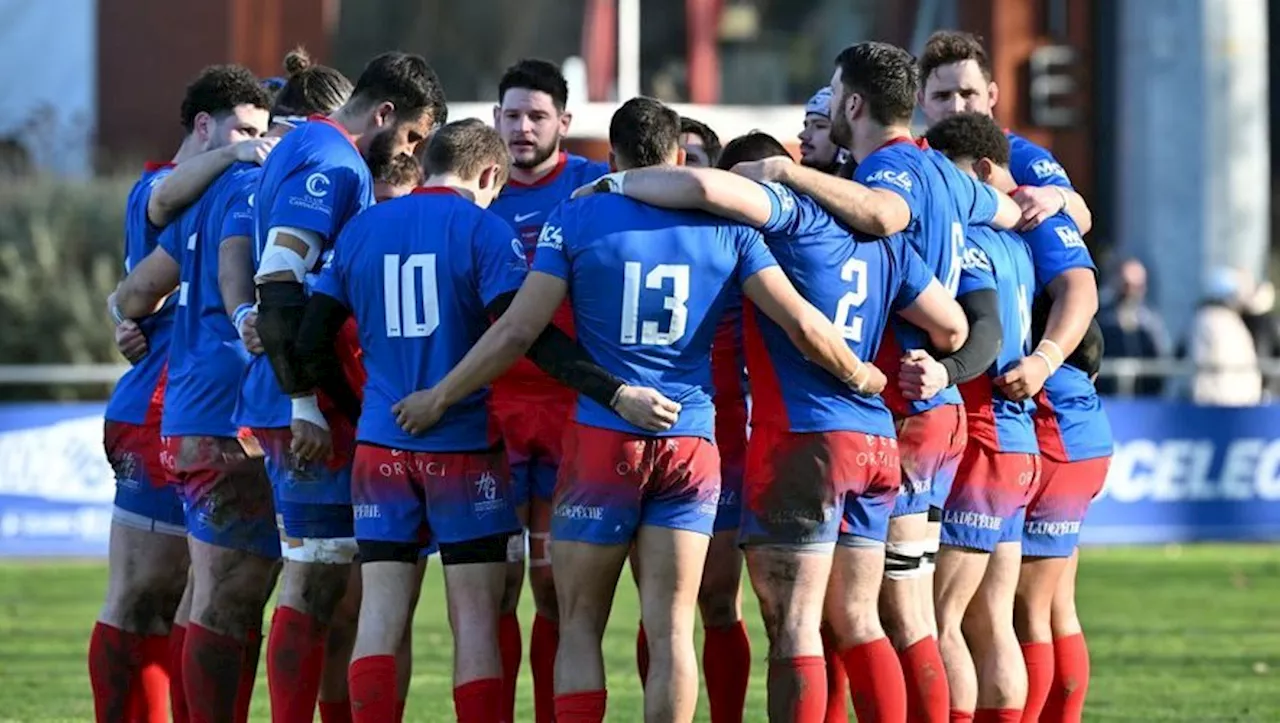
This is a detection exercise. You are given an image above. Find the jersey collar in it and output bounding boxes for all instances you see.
[309,114,358,148]
[506,150,568,189]
[143,161,176,172]
[412,186,463,197]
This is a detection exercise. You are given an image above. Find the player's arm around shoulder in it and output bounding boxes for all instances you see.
[579,166,776,228]
[743,159,910,237]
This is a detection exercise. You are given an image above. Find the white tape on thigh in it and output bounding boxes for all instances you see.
[528,531,551,567]
[281,536,359,564]
[884,539,928,581]
[507,531,528,563]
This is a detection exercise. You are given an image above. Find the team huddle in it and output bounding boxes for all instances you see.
[89,29,1112,723]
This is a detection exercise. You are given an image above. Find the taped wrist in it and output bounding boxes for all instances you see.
[257,280,309,395]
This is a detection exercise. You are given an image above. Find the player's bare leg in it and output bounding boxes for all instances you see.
[317,563,362,719]
[350,561,417,720]
[393,557,429,719]
[168,571,194,722]
[880,511,948,721]
[1014,554,1071,720]
[552,539,631,720]
[1043,549,1089,723]
[934,546,989,715]
[269,557,353,720]
[745,545,832,722]
[825,543,907,722]
[527,496,559,722]
[697,529,749,721]
[921,515,943,633]
[963,542,1028,715]
[497,502,528,722]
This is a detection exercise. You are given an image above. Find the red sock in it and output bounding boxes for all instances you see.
[1044,633,1089,723]
[820,625,848,723]
[318,699,353,723]
[183,624,246,723]
[89,622,143,722]
[839,637,908,723]
[1021,641,1054,722]
[636,623,650,686]
[267,606,328,723]
[554,690,607,723]
[169,624,189,723]
[768,656,827,723]
[703,621,751,723]
[498,612,522,722]
[454,678,504,723]
[950,712,975,723]
[531,614,559,723]
[974,709,1022,722]
[349,655,397,723]
[900,636,949,723]
[234,627,262,723]
[134,634,172,723]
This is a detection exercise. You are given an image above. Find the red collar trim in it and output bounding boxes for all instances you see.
[143,161,176,172]
[506,151,568,188]
[411,186,462,197]
[875,136,916,152]
[309,114,358,147]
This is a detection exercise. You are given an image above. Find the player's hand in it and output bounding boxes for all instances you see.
[239,312,264,354]
[290,418,333,466]
[898,349,949,400]
[730,156,793,184]
[610,385,682,432]
[1013,185,1067,231]
[994,355,1052,401]
[393,389,447,435]
[851,363,888,397]
[114,319,148,364]
[233,137,279,165]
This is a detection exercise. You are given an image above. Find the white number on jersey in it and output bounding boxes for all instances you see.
[832,257,869,341]
[620,262,690,345]
[1017,284,1032,352]
[384,253,439,338]
[943,222,965,296]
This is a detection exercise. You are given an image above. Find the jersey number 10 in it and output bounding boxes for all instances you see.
[384,253,439,338]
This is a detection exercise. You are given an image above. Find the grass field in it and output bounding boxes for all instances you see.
[1,545,1277,722]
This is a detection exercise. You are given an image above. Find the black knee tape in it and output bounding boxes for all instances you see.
[922,549,938,565]
[927,505,943,523]
[358,539,420,564]
[439,532,515,566]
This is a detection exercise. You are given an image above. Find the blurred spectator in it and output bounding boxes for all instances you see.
[1241,278,1280,397]
[1189,267,1263,406]
[1097,257,1172,396]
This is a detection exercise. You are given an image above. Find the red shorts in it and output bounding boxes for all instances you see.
[552,423,722,545]
[893,404,967,517]
[162,434,279,558]
[942,444,1040,552]
[741,425,901,548]
[104,420,185,532]
[490,396,574,503]
[1024,455,1110,557]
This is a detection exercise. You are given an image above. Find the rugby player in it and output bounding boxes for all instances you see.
[735,42,1014,721]
[917,30,1093,235]
[923,114,1044,723]
[373,152,424,203]
[236,50,447,723]
[400,97,876,723]
[797,87,846,175]
[927,113,1107,723]
[487,57,610,723]
[579,130,972,722]
[93,64,277,723]
[679,116,722,168]
[282,118,671,722]
[109,64,272,723]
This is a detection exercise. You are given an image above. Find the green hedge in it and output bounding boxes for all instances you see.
[0,175,135,400]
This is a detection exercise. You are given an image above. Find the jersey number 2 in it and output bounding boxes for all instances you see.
[833,257,868,341]
[384,253,438,338]
[620,262,689,345]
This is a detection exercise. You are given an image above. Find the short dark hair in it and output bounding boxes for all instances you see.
[919,31,992,85]
[609,97,681,169]
[351,51,448,128]
[716,132,790,170]
[833,42,918,126]
[271,47,353,119]
[498,59,569,110]
[179,64,271,132]
[679,117,722,165]
[373,152,424,187]
[923,112,1010,166]
[423,118,510,184]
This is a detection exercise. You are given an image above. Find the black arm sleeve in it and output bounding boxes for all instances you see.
[486,291,626,409]
[295,292,362,423]
[936,289,1002,385]
[257,281,309,395]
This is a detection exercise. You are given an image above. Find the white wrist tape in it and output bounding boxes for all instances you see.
[291,394,329,430]
[597,171,628,196]
[232,303,255,335]
[256,226,323,283]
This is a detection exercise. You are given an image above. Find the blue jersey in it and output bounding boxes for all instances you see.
[489,152,610,258]
[1022,214,1112,462]
[855,138,1000,417]
[236,116,376,428]
[956,226,1038,454]
[160,163,258,437]
[105,163,177,426]
[746,182,933,437]
[530,194,778,440]
[311,188,528,452]
[1007,131,1073,190]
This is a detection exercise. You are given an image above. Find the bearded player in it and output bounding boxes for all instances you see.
[917,30,1093,234]
[487,57,609,723]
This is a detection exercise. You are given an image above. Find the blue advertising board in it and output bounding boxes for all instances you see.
[1,399,1279,556]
